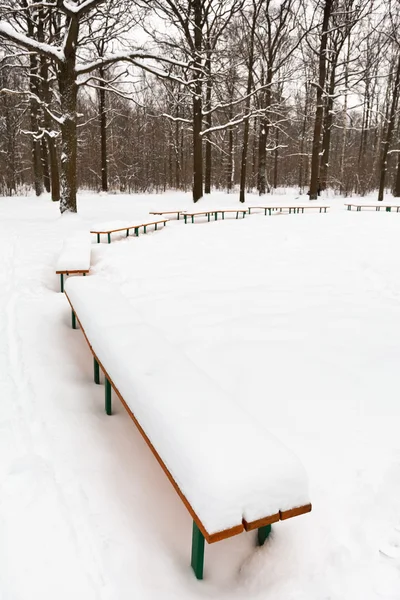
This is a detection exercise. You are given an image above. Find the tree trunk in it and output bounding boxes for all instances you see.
[99,66,108,192]
[298,81,309,193]
[41,138,51,193]
[204,47,212,194]
[258,71,272,195]
[320,61,337,191]
[239,3,258,203]
[378,53,400,201]
[29,52,44,197]
[39,31,60,201]
[58,18,79,213]
[309,0,333,200]
[192,0,203,202]
[273,126,279,188]
[394,152,400,197]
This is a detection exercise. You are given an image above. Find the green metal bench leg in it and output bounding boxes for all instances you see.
[192,215,194,224]
[144,225,147,233]
[257,524,272,546]
[347,205,351,210]
[191,521,205,580]
[60,274,64,293]
[94,358,100,384]
[177,213,180,220]
[97,233,100,243]
[207,213,210,222]
[126,229,129,237]
[135,227,139,236]
[105,378,112,415]
[215,212,218,221]
[71,310,76,330]
[386,207,391,212]
[184,215,187,224]
[264,208,267,215]
[154,223,157,230]
[107,233,111,244]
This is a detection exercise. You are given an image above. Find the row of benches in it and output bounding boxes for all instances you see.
[57,201,396,292]
[64,276,312,579]
[150,204,330,222]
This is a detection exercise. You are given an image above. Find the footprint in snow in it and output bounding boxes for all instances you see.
[379,525,400,560]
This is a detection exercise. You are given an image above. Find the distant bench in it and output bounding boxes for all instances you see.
[149,210,185,220]
[183,209,247,223]
[64,277,312,580]
[56,233,91,292]
[248,205,330,215]
[345,203,400,212]
[90,219,168,243]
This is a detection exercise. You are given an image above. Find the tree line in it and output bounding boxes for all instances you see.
[0,0,400,212]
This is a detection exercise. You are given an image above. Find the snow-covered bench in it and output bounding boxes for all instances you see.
[248,205,330,215]
[64,277,312,579]
[149,210,185,220]
[56,233,91,292]
[90,219,168,243]
[182,209,247,223]
[344,203,400,212]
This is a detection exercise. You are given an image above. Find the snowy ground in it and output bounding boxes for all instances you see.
[0,190,400,600]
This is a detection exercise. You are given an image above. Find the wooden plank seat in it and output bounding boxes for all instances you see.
[344,203,400,212]
[183,209,247,223]
[90,219,168,243]
[55,232,91,292]
[64,277,312,580]
[149,210,185,220]
[248,205,330,216]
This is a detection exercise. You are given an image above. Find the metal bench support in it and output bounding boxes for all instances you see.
[71,310,76,330]
[105,378,112,415]
[257,524,272,546]
[60,274,64,293]
[191,521,205,580]
[94,358,100,384]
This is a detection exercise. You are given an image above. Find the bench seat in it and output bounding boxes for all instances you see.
[56,233,91,292]
[345,203,400,212]
[149,210,185,220]
[248,205,330,215]
[64,277,311,578]
[183,209,247,223]
[90,219,168,243]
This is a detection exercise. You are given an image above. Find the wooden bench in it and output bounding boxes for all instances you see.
[55,233,91,292]
[183,209,247,223]
[149,210,185,220]
[90,219,168,243]
[64,277,312,580]
[248,205,330,216]
[345,203,400,212]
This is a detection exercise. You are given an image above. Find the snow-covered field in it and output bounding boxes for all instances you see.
[1,190,400,600]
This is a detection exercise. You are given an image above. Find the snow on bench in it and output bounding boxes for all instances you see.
[149,210,185,220]
[248,205,330,215]
[64,277,311,579]
[344,203,400,212]
[182,209,247,223]
[90,219,168,243]
[55,232,91,292]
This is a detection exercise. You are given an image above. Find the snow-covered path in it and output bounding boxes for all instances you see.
[1,192,400,599]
